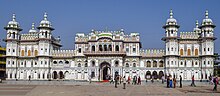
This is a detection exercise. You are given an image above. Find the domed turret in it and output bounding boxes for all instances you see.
[29,23,37,33]
[164,9,179,28]
[4,14,22,31]
[199,10,215,28]
[193,20,201,33]
[37,12,54,30]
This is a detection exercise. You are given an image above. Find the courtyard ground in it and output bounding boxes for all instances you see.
[0,81,219,96]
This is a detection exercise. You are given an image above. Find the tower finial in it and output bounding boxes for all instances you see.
[196,20,199,28]
[12,13,16,21]
[205,10,208,19]
[44,12,47,20]
[170,9,173,18]
[32,23,35,29]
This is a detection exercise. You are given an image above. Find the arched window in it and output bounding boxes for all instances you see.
[53,61,57,64]
[59,61,63,64]
[28,50,31,56]
[109,45,112,51]
[104,45,107,51]
[34,50,38,56]
[78,63,81,67]
[115,61,119,67]
[187,49,191,56]
[65,61,69,64]
[133,63,136,67]
[85,63,88,67]
[146,61,151,67]
[180,49,183,55]
[92,45,95,51]
[115,45,119,51]
[195,49,198,56]
[91,61,95,67]
[21,50,24,56]
[153,61,157,67]
[159,61,163,67]
[99,45,102,51]
[126,63,129,67]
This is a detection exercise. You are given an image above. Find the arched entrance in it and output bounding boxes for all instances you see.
[145,71,151,79]
[59,71,64,79]
[152,71,158,79]
[100,62,111,81]
[53,71,58,79]
[158,71,164,79]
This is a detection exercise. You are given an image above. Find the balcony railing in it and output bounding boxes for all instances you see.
[84,51,126,56]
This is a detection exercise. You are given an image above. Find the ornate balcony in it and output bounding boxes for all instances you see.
[83,51,126,56]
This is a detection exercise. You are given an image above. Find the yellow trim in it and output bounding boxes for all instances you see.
[0,61,6,64]
[0,47,6,51]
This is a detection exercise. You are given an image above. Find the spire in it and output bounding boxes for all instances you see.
[196,20,199,28]
[31,23,35,29]
[170,9,173,18]
[205,10,208,19]
[12,13,16,21]
[44,12,47,20]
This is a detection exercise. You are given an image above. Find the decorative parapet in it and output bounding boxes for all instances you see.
[140,49,164,57]
[179,32,200,39]
[20,32,38,40]
[52,50,75,58]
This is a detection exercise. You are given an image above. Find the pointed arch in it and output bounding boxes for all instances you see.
[180,49,183,55]
[28,50,31,56]
[21,50,24,56]
[34,50,38,56]
[195,49,198,56]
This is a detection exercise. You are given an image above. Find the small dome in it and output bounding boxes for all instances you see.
[166,10,178,25]
[29,23,37,33]
[193,20,201,32]
[7,14,20,28]
[202,10,213,25]
[39,12,52,28]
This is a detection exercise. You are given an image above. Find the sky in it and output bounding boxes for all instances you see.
[0,0,219,53]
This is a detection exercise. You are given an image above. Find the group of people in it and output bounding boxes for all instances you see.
[166,75,179,88]
[209,76,219,91]
[112,75,142,89]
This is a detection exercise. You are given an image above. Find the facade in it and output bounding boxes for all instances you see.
[5,10,216,81]
[0,46,6,79]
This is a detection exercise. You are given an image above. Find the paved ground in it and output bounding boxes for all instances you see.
[0,81,220,96]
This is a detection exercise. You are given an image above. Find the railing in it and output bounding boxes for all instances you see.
[84,51,126,55]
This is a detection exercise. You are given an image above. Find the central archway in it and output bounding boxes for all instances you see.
[100,61,111,81]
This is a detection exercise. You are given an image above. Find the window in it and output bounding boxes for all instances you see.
[187,49,191,56]
[65,61,69,64]
[146,61,151,67]
[59,61,63,64]
[195,49,198,56]
[92,61,95,67]
[12,49,15,52]
[45,61,47,65]
[171,47,173,51]
[99,45,102,51]
[159,61,163,67]
[180,49,183,55]
[133,47,136,53]
[126,48,129,53]
[133,63,136,67]
[109,45,112,51]
[78,63,81,67]
[115,45,119,51]
[28,50,31,56]
[21,50,24,56]
[85,63,88,67]
[180,62,183,65]
[34,50,38,56]
[115,61,119,67]
[104,45,107,51]
[35,62,37,65]
[12,61,14,65]
[168,48,169,51]
[53,61,57,64]
[8,61,10,65]
[208,48,210,51]
[45,48,47,52]
[78,48,81,53]
[91,72,95,78]
[92,45,95,51]
[126,63,129,67]
[8,49,10,52]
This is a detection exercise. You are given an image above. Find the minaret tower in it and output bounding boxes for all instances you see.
[4,14,22,80]
[198,10,216,80]
[37,12,54,80]
[162,10,180,78]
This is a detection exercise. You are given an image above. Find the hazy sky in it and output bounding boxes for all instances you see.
[0,0,219,53]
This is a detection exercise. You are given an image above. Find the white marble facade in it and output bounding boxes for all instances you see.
[5,10,216,81]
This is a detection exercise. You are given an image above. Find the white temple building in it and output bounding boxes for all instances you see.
[5,10,216,81]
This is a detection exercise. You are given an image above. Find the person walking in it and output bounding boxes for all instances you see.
[162,76,164,84]
[28,75,31,81]
[173,77,176,88]
[88,75,91,84]
[115,75,118,88]
[123,76,126,89]
[138,76,141,85]
[179,75,182,88]
[169,76,172,88]
[127,76,131,84]
[213,76,218,91]
[167,76,170,88]
[191,75,196,87]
